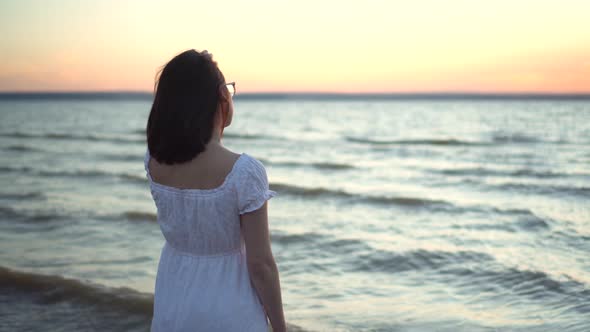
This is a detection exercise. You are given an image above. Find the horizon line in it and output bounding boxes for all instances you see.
[1,91,590,100]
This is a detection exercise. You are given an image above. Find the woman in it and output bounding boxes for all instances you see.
[144,49,287,332]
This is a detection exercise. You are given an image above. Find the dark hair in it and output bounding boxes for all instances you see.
[146,49,225,164]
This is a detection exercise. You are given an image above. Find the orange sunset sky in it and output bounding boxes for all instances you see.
[1,0,589,93]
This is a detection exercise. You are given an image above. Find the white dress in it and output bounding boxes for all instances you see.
[144,148,276,332]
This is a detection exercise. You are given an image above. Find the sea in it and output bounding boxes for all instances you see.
[0,93,589,332]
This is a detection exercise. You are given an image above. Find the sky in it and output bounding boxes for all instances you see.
[1,0,589,93]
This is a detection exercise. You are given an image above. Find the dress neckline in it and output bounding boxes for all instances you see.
[145,149,246,195]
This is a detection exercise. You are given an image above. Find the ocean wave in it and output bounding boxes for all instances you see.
[488,206,538,216]
[0,205,20,218]
[0,265,154,315]
[433,170,590,198]
[18,210,158,224]
[459,204,545,219]
[492,182,590,198]
[0,131,144,144]
[0,191,45,200]
[346,134,568,147]
[347,248,495,273]
[0,205,69,224]
[30,169,147,185]
[514,214,551,231]
[308,162,355,170]
[3,144,43,152]
[0,165,34,173]
[491,132,541,144]
[345,136,491,146]
[101,152,142,162]
[271,231,325,245]
[432,166,574,179]
[35,169,148,185]
[270,183,354,198]
[441,265,590,310]
[272,232,499,275]
[346,246,590,309]
[272,232,373,256]
[39,169,111,178]
[269,182,452,208]
[123,211,157,222]
[222,132,272,140]
[451,214,550,233]
[0,165,148,185]
[265,160,355,170]
[319,237,372,251]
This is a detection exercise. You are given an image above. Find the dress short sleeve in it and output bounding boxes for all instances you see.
[237,156,277,215]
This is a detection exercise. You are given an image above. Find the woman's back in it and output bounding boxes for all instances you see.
[148,147,241,191]
[146,147,245,255]
[146,147,276,331]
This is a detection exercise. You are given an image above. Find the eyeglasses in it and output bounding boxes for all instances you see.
[225,82,236,98]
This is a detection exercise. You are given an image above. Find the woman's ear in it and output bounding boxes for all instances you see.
[219,86,233,123]
[218,84,231,104]
[215,99,230,128]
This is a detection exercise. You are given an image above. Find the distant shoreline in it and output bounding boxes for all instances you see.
[1,91,590,101]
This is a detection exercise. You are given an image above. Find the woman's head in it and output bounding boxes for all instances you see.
[146,49,234,164]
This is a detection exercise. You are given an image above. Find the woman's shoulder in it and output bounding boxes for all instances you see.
[233,153,275,213]
[232,153,270,185]
[238,153,269,172]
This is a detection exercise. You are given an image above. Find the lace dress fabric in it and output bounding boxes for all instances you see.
[144,148,276,331]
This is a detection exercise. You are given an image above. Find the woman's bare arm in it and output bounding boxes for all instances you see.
[240,202,287,332]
